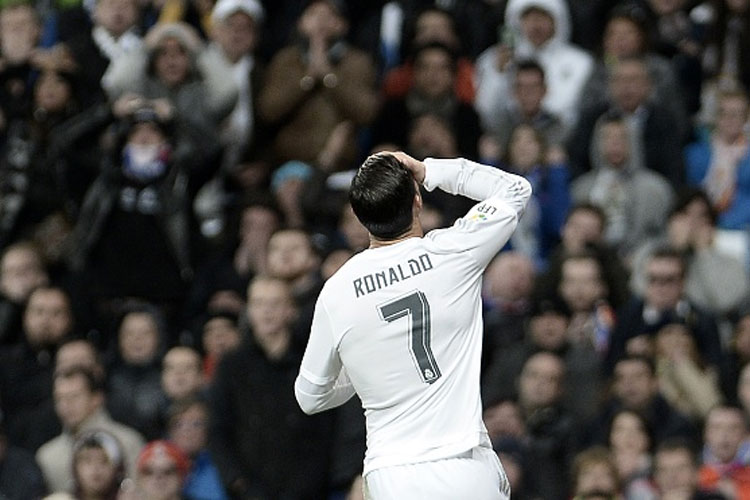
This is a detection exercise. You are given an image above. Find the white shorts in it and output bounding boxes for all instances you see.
[363,446,510,500]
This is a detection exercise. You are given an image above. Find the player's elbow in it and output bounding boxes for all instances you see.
[294,378,324,415]
[518,176,533,200]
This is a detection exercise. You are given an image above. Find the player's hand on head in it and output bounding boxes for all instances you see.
[389,151,426,184]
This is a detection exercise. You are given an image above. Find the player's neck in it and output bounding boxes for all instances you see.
[369,224,423,249]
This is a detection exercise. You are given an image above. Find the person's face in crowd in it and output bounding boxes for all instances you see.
[520,8,555,48]
[154,37,191,88]
[56,340,100,376]
[0,246,48,303]
[239,205,279,247]
[518,352,564,412]
[676,197,714,235]
[339,204,370,251]
[407,114,457,159]
[246,279,296,342]
[35,70,72,113]
[169,404,208,457]
[76,446,117,497]
[119,312,160,365]
[484,252,535,303]
[202,316,241,359]
[94,0,138,38]
[558,257,607,313]
[54,375,102,431]
[0,5,39,62]
[414,10,458,47]
[266,230,318,281]
[654,447,697,497]
[508,125,543,171]
[609,60,651,113]
[529,310,569,351]
[413,47,455,100]
[575,461,618,498]
[655,323,697,362]
[603,17,644,58]
[514,69,546,117]
[214,11,258,62]
[128,122,167,148]
[716,94,749,143]
[644,257,684,311]
[704,407,746,463]
[613,359,657,410]
[161,347,203,400]
[137,452,183,500]
[23,288,72,348]
[609,411,650,455]
[600,121,630,169]
[297,1,347,42]
[483,400,526,440]
[561,209,605,253]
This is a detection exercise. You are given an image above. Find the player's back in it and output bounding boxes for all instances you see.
[319,234,488,473]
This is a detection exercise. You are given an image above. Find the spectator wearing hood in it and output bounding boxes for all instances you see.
[103,21,237,155]
[475,0,593,133]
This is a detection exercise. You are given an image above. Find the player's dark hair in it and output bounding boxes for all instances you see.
[349,154,416,240]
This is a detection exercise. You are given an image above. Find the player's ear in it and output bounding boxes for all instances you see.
[413,188,423,216]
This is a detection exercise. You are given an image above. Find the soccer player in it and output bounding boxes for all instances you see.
[294,151,531,498]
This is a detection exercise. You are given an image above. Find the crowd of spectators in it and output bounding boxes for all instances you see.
[1,0,750,498]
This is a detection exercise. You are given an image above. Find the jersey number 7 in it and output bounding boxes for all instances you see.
[379,291,442,384]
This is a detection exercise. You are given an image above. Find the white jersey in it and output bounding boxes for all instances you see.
[295,158,532,475]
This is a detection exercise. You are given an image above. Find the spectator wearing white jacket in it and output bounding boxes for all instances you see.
[475,0,593,133]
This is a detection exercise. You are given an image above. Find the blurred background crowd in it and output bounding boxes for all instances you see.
[1,0,750,498]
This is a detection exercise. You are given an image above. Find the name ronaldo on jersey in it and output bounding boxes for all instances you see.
[353,253,434,298]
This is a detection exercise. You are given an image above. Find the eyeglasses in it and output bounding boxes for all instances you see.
[646,273,682,285]
[140,465,178,478]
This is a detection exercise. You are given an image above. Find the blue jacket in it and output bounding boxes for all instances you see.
[183,450,229,500]
[686,139,750,230]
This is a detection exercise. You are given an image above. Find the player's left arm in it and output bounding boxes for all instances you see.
[295,296,356,414]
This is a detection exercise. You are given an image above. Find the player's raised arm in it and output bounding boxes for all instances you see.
[422,157,532,218]
[419,157,531,268]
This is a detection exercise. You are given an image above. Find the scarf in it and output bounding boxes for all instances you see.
[92,26,142,62]
[704,135,747,212]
